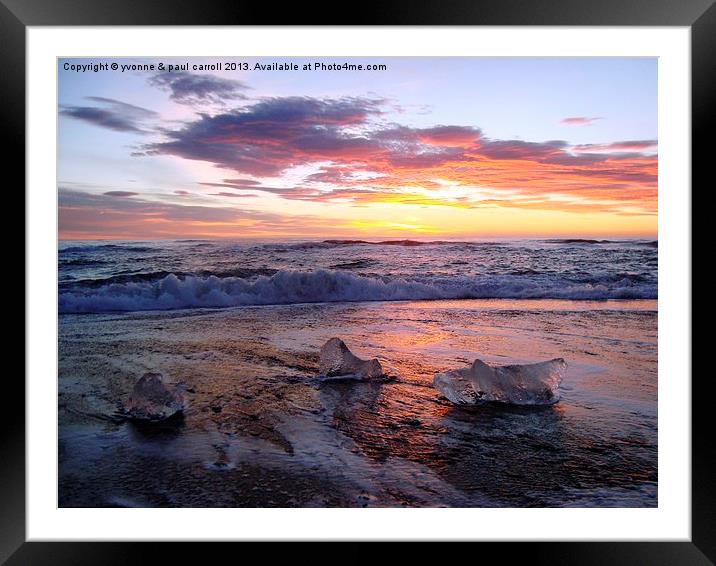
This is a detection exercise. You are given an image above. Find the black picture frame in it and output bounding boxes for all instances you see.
[5,0,708,561]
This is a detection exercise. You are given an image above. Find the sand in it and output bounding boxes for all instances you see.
[58,298,657,507]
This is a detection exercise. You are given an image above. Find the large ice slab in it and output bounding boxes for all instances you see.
[318,337,384,380]
[434,358,566,406]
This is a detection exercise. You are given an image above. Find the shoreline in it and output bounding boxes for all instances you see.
[58,297,659,318]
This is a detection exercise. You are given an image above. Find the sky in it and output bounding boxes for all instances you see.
[58,57,657,240]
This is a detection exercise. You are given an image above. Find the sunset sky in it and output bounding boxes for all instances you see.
[58,57,657,240]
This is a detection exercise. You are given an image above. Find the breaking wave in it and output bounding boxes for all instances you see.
[59,269,657,314]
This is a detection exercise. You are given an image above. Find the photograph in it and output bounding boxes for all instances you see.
[57,56,658,509]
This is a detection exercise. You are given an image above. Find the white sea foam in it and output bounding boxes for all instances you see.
[59,269,657,313]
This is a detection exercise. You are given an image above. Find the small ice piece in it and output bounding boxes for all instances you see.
[125,372,185,420]
[434,358,567,406]
[318,338,384,379]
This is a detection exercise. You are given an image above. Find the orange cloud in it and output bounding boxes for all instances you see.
[140,96,656,218]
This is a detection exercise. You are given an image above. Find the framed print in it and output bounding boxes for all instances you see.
[6,0,709,561]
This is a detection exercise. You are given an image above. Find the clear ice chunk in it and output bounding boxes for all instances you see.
[434,358,567,406]
[318,338,384,379]
[125,372,185,420]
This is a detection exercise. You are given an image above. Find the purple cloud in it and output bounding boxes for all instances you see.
[145,96,387,175]
[61,97,157,133]
[103,190,139,197]
[572,140,657,153]
[148,71,249,105]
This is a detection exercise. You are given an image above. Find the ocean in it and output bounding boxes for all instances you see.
[58,238,658,507]
[59,238,657,312]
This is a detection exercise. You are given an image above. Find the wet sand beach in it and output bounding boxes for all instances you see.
[59,298,657,508]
